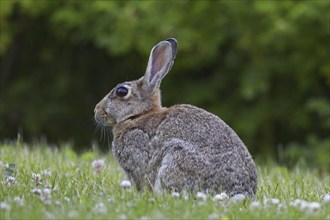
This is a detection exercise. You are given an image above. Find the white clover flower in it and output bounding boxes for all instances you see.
[171,191,180,198]
[290,199,309,211]
[40,188,52,205]
[321,193,330,204]
[181,190,190,201]
[5,176,16,188]
[264,198,280,206]
[92,159,105,174]
[0,161,9,169]
[32,173,42,186]
[0,202,10,211]
[196,192,207,201]
[41,169,52,177]
[231,194,246,203]
[32,188,51,204]
[213,192,229,202]
[290,199,303,207]
[249,201,261,210]
[43,188,51,197]
[120,180,132,189]
[13,197,24,206]
[306,202,321,214]
[31,188,42,195]
[53,185,59,192]
[290,199,321,214]
[93,202,107,214]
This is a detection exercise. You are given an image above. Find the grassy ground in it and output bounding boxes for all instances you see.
[0,143,329,219]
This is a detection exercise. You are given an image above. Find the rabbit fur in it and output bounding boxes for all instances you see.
[94,38,258,198]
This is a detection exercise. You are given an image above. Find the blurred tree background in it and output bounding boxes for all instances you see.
[0,0,329,168]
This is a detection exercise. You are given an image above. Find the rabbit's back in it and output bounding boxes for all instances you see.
[159,104,248,153]
[155,104,258,196]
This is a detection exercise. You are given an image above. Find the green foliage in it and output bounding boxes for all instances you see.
[0,1,329,165]
[0,144,329,219]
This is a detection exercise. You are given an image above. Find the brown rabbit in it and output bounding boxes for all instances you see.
[94,38,257,198]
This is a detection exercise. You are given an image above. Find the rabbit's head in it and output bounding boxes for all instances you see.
[94,38,177,126]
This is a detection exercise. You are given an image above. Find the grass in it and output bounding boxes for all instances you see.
[0,143,329,219]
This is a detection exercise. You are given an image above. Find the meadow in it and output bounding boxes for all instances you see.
[1,142,329,219]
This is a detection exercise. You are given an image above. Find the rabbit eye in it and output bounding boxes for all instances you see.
[116,86,129,97]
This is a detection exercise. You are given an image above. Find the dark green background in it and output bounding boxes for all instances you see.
[0,1,329,168]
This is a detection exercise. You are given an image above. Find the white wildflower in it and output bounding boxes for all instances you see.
[120,180,132,189]
[181,190,190,201]
[64,197,71,202]
[290,199,304,208]
[31,188,42,195]
[290,199,321,214]
[92,159,105,174]
[42,188,51,199]
[196,192,207,201]
[264,198,280,206]
[5,176,16,188]
[32,188,51,204]
[93,202,107,214]
[35,188,52,204]
[0,161,9,169]
[13,197,24,206]
[53,185,59,192]
[41,169,52,177]
[171,191,180,198]
[213,192,229,202]
[32,173,42,186]
[321,193,330,204]
[231,194,246,203]
[0,202,10,211]
[290,199,308,211]
[305,202,321,214]
[249,201,261,210]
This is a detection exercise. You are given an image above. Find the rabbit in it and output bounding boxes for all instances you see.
[94,38,258,198]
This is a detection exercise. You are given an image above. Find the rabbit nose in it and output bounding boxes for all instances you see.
[94,103,102,114]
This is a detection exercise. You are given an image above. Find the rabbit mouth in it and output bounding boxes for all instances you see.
[94,110,115,127]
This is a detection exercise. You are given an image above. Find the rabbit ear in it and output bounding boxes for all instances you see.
[143,38,177,92]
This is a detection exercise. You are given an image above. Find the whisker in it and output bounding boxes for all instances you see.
[101,127,105,142]
[106,127,111,148]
